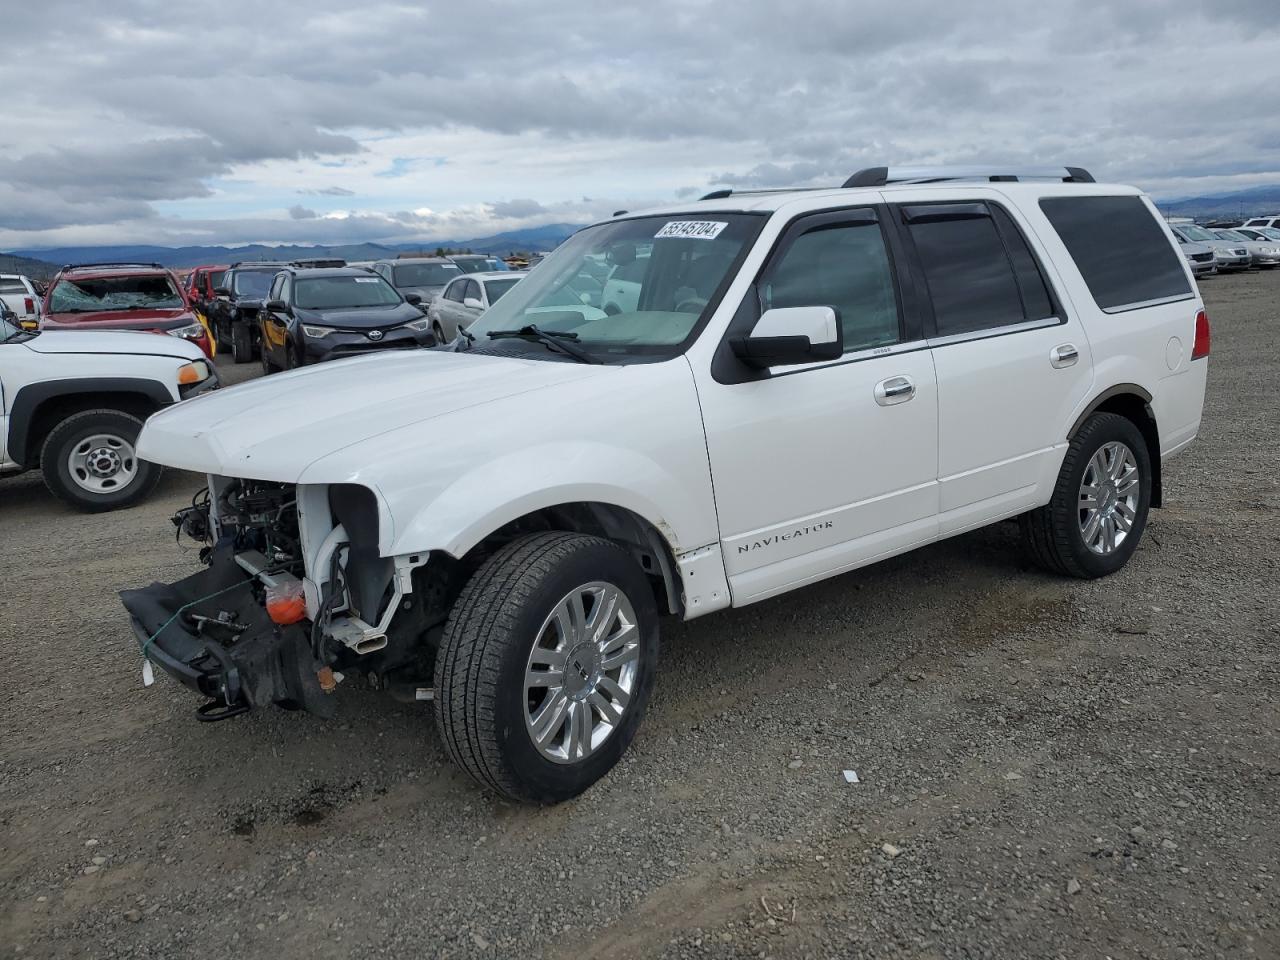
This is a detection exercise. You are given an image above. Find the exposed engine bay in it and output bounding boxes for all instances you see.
[121,477,444,721]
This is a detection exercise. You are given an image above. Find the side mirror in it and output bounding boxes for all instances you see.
[265,299,288,312]
[404,293,422,305]
[730,306,842,369]
[463,297,483,310]
[212,287,231,297]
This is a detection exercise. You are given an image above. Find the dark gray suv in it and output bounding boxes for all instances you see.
[369,257,463,339]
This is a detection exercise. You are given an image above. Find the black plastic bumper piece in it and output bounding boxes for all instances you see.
[120,549,335,719]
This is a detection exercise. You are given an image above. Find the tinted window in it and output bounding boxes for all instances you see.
[445,280,465,302]
[483,277,521,304]
[762,218,900,353]
[1040,196,1192,311]
[904,204,1025,337]
[990,205,1055,322]
[394,262,461,286]
[233,271,276,298]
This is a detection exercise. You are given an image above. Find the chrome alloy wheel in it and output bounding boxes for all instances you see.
[1079,440,1139,555]
[524,581,640,764]
[67,433,138,494]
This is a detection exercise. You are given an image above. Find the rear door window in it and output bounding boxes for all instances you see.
[901,203,1030,337]
[1039,196,1192,312]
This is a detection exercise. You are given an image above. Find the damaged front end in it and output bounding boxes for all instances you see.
[121,477,435,721]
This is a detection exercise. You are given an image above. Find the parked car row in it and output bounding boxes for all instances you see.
[1168,216,1280,274]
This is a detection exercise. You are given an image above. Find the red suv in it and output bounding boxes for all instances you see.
[185,263,229,303]
[41,262,214,358]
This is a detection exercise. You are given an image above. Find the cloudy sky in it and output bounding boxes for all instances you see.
[3,0,1278,250]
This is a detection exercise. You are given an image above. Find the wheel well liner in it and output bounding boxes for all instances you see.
[463,501,683,616]
[8,378,172,469]
[1069,384,1162,508]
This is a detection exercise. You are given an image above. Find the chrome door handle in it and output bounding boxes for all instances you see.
[874,375,915,406]
[1050,344,1079,368]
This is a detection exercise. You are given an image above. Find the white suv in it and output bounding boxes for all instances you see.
[122,166,1208,802]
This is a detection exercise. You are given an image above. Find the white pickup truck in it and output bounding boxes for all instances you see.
[122,165,1208,803]
[0,318,217,510]
[0,274,42,328]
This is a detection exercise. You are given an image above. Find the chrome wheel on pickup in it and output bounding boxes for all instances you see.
[435,533,658,803]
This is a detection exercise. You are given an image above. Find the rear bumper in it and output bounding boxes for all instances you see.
[120,550,334,720]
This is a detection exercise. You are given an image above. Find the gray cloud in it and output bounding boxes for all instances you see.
[488,198,547,219]
[0,0,1277,246]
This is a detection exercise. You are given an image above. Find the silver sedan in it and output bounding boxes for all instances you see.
[1217,228,1280,268]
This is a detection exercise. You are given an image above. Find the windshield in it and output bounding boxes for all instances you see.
[393,262,461,287]
[1176,224,1216,242]
[49,274,183,312]
[295,275,402,309]
[0,314,20,341]
[482,277,522,304]
[1213,229,1248,242]
[466,214,763,360]
[233,271,277,297]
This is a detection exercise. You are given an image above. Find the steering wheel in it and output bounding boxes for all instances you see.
[675,297,708,313]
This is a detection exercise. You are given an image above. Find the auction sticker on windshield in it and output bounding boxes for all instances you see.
[655,221,728,240]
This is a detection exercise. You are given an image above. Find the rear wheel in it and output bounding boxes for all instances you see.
[1020,412,1151,578]
[434,532,658,803]
[40,409,162,512]
[230,322,253,364]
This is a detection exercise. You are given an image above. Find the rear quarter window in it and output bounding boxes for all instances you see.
[1039,196,1192,312]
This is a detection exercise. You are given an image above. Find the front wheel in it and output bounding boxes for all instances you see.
[434,532,659,803]
[1020,412,1152,578]
[40,409,162,512]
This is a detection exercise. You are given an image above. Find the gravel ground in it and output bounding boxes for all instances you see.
[2,272,1277,959]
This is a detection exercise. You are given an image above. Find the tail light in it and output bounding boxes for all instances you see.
[23,296,34,315]
[1191,309,1210,360]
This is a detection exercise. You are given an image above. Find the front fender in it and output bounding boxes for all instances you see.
[386,441,710,559]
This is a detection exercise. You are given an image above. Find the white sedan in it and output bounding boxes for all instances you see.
[427,271,526,342]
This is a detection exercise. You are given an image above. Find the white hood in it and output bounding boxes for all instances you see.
[26,329,205,359]
[138,349,609,481]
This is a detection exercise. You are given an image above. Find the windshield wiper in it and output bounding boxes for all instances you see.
[486,324,600,364]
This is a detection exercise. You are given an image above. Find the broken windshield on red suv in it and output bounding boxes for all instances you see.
[41,263,213,358]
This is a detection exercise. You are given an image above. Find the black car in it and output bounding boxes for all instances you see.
[207,262,288,363]
[257,267,435,372]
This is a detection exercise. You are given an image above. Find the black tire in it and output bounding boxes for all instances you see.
[434,532,659,803]
[432,321,446,346]
[1020,412,1152,579]
[230,322,253,364]
[260,345,276,375]
[40,409,162,513]
[284,343,300,370]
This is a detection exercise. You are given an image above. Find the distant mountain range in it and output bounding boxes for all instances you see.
[1154,184,1280,220]
[6,223,582,273]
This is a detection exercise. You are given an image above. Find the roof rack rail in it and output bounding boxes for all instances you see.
[62,261,165,272]
[699,189,733,200]
[843,166,1095,188]
[229,260,289,269]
